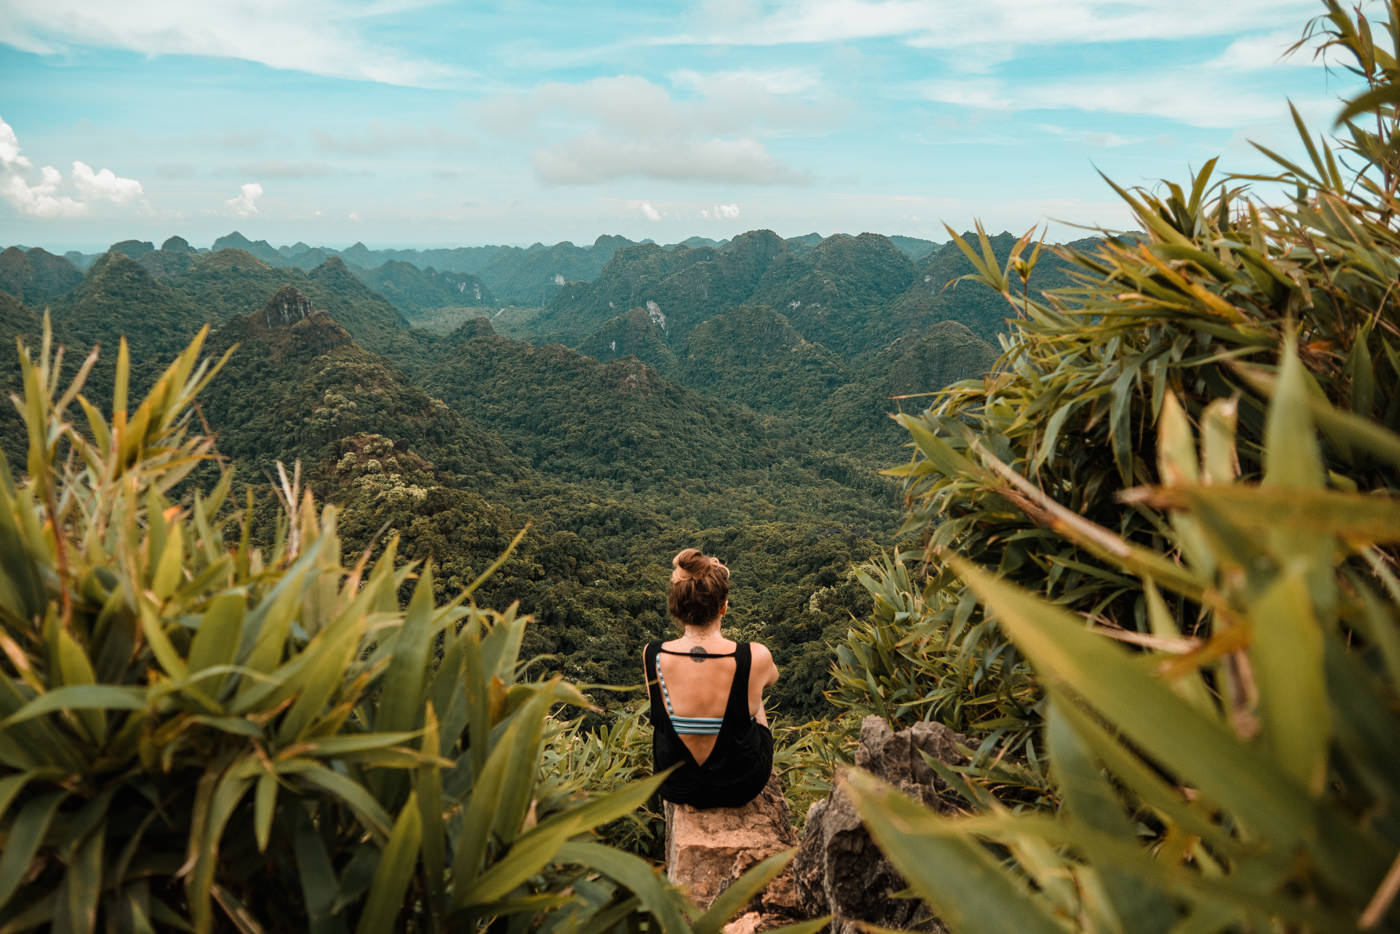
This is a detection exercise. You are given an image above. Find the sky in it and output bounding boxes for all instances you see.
[0,0,1373,251]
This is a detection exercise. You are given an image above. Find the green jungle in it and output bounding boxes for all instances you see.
[1,1,1399,931]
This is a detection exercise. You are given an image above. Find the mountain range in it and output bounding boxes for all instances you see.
[0,226,1081,719]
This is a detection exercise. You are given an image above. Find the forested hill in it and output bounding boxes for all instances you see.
[510,229,1082,455]
[58,230,942,306]
[0,227,1084,719]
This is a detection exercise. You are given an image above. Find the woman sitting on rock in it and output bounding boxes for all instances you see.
[642,548,779,809]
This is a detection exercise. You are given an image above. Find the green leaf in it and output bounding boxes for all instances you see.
[188,591,247,698]
[1248,574,1330,795]
[845,770,1069,934]
[285,762,392,842]
[416,706,447,922]
[374,565,437,736]
[0,791,67,911]
[292,809,347,934]
[458,817,576,908]
[1046,702,1173,934]
[0,684,146,729]
[554,841,690,934]
[693,848,796,934]
[54,629,105,744]
[553,769,670,837]
[353,793,422,934]
[254,771,277,853]
[55,822,105,934]
[945,554,1312,846]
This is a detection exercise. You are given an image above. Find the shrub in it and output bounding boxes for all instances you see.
[0,323,789,932]
[834,0,1400,774]
[842,1,1400,930]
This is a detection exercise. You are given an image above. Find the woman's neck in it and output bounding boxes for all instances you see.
[682,621,723,642]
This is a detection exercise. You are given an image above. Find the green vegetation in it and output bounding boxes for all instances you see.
[0,246,83,307]
[841,2,1400,930]
[0,321,825,932]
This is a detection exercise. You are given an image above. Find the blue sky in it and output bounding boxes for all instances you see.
[0,0,1370,251]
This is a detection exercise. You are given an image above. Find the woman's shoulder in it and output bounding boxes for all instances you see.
[748,642,776,669]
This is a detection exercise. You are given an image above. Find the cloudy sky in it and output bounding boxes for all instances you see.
[0,0,1368,251]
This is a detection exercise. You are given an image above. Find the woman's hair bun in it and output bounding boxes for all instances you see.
[673,547,711,575]
[668,548,730,626]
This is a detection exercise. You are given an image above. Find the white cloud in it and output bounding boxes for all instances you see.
[0,116,145,218]
[666,0,1323,52]
[534,133,807,185]
[0,0,464,88]
[348,211,360,222]
[1034,123,1146,148]
[3,164,86,218]
[1206,29,1319,70]
[484,73,833,140]
[922,70,1332,129]
[482,73,825,186]
[0,120,32,170]
[313,123,476,155]
[226,182,264,217]
[668,67,820,96]
[72,160,143,203]
[701,203,741,219]
[639,201,661,221]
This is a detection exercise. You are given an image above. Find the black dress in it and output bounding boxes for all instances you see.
[643,641,774,809]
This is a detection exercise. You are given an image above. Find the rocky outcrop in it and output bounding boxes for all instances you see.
[260,285,315,327]
[791,716,968,934]
[663,774,807,930]
[663,717,969,933]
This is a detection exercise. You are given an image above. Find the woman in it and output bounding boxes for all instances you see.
[642,548,779,809]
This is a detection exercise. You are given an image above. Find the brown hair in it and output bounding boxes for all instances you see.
[667,548,730,628]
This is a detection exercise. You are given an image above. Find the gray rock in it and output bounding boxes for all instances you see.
[791,716,968,933]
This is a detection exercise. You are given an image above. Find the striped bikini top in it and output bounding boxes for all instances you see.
[654,646,738,735]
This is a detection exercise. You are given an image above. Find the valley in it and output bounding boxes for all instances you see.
[0,227,1077,720]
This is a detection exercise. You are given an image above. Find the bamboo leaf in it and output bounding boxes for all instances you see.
[1046,702,1173,934]
[0,791,67,911]
[693,848,796,934]
[945,554,1313,846]
[458,817,576,908]
[292,809,347,934]
[353,793,421,934]
[555,840,691,934]
[0,684,146,729]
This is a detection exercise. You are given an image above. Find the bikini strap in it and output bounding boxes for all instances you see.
[655,647,738,658]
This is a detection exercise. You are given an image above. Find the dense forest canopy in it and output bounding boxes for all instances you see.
[0,226,1055,720]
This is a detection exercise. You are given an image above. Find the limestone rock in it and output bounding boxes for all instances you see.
[260,285,314,327]
[664,773,810,929]
[791,716,968,934]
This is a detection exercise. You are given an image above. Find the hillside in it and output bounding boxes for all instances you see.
[0,225,1076,717]
[0,291,42,458]
[0,246,83,308]
[509,228,1026,458]
[351,260,493,316]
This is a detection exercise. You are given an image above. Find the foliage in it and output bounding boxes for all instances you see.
[843,2,1400,931]
[0,247,82,308]
[0,324,791,933]
[349,260,493,317]
[850,341,1400,932]
[837,0,1400,765]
